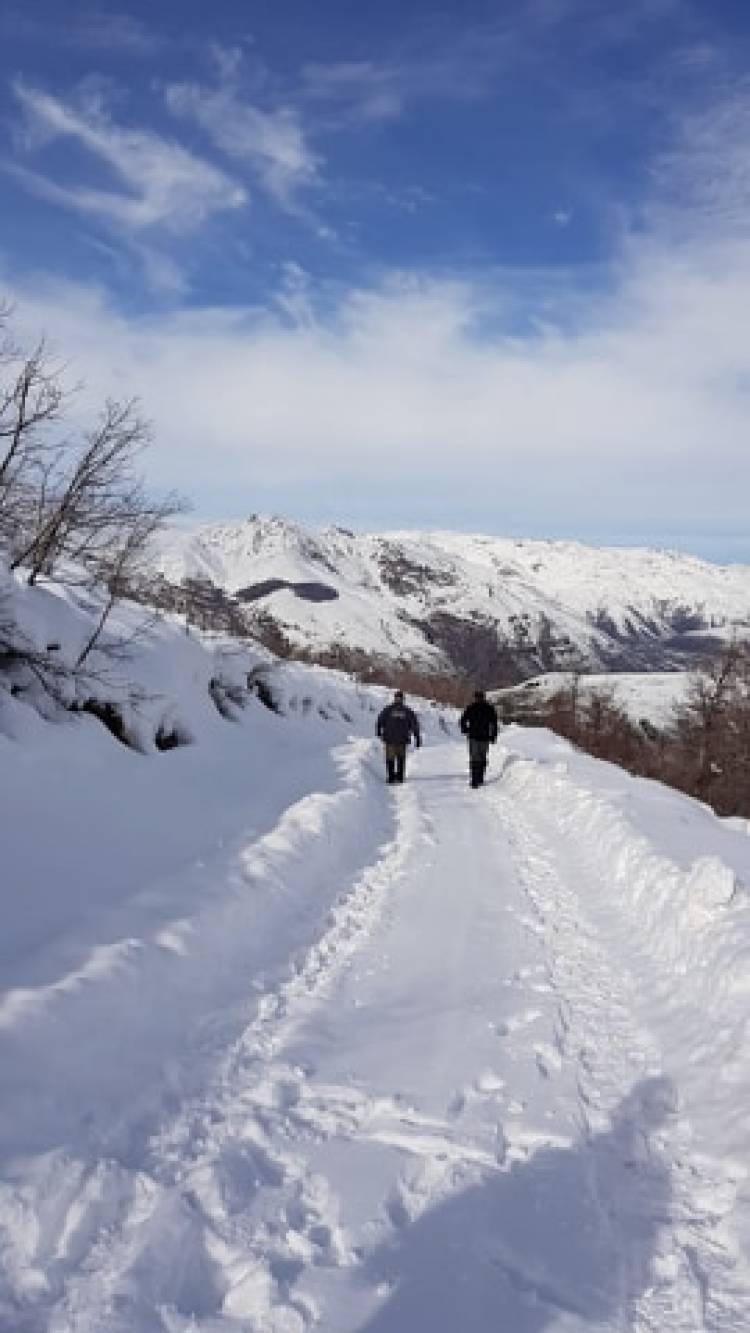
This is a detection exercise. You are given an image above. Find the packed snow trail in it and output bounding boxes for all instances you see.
[2,734,750,1331]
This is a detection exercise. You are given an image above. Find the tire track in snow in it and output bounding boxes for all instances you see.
[33,775,424,1333]
[491,764,750,1333]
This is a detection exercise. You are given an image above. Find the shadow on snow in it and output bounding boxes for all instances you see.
[357,1076,676,1332]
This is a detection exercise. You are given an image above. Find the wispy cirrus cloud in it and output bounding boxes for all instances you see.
[653,85,750,241]
[0,7,160,55]
[10,80,247,233]
[299,0,694,129]
[165,46,319,211]
[300,26,514,127]
[301,60,413,126]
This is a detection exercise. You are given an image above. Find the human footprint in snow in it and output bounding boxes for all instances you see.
[358,1076,677,1333]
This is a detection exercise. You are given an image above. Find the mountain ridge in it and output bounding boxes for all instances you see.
[151,515,750,686]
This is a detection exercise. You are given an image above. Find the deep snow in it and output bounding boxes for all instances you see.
[152,516,750,671]
[2,571,750,1331]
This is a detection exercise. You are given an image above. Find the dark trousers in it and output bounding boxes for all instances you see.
[385,743,406,783]
[468,738,490,786]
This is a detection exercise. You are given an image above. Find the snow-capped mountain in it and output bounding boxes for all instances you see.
[152,516,750,684]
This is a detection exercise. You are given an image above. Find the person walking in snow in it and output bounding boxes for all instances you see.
[377,689,421,784]
[459,689,498,787]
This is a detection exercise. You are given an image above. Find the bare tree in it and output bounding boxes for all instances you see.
[9,398,161,582]
[0,315,68,559]
[544,673,581,740]
[675,639,748,798]
[0,303,188,679]
[74,497,182,667]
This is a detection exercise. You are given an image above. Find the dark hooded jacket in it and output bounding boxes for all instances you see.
[377,699,421,747]
[460,698,498,743]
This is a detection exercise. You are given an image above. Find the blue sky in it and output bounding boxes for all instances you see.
[1,1,750,560]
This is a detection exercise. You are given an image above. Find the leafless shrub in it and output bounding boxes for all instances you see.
[671,640,750,815]
[0,595,72,714]
[246,610,296,658]
[0,304,188,671]
[535,644,750,818]
[387,665,467,706]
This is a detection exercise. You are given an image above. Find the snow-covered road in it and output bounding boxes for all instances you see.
[3,728,750,1332]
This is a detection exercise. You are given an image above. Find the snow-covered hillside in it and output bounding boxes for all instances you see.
[493,670,696,731]
[3,563,750,1330]
[152,516,750,683]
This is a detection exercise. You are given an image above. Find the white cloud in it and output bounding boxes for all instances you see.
[298,18,540,130]
[302,60,408,125]
[3,85,749,549]
[11,80,246,233]
[165,53,318,209]
[3,222,748,545]
[298,2,691,130]
[654,90,750,242]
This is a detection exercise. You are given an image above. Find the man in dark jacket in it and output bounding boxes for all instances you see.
[376,689,421,783]
[459,689,498,787]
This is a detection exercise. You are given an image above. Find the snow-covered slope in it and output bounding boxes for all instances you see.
[152,516,750,683]
[0,559,450,983]
[4,567,750,1327]
[4,563,750,1328]
[3,674,750,1323]
[493,669,697,730]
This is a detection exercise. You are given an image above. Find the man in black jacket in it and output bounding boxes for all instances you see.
[459,689,498,787]
[376,689,421,783]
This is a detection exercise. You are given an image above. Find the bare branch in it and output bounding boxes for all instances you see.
[0,301,191,685]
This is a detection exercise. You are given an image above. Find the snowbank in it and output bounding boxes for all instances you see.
[501,726,750,1163]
